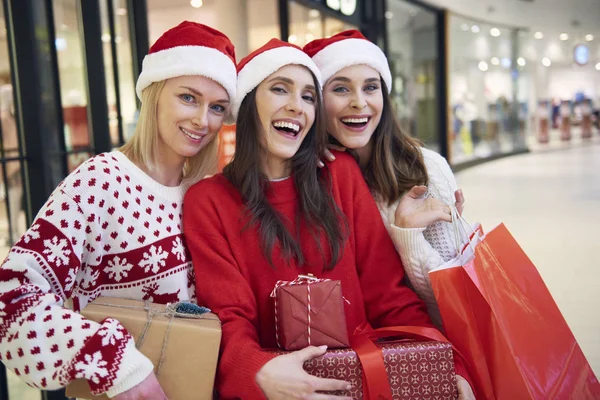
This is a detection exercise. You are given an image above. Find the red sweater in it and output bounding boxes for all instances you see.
[183,152,459,399]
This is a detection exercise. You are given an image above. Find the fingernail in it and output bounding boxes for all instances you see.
[328,153,336,161]
[319,345,328,350]
[317,161,324,168]
[346,384,352,390]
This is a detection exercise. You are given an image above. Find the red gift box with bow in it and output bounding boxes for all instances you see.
[270,274,350,350]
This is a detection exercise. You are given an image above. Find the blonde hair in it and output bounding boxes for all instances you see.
[120,80,219,185]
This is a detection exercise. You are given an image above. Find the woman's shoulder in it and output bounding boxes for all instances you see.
[325,150,362,177]
[185,173,234,201]
[58,152,121,193]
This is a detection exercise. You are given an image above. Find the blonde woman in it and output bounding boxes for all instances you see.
[0,21,236,399]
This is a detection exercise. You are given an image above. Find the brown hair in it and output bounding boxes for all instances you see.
[224,72,348,269]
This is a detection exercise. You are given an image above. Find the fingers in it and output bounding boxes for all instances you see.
[305,393,353,400]
[296,345,328,362]
[327,144,346,152]
[308,376,352,393]
[318,160,325,168]
[323,149,336,161]
[454,189,465,215]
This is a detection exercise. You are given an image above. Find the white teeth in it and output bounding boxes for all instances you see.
[181,128,202,140]
[342,117,369,124]
[273,121,300,133]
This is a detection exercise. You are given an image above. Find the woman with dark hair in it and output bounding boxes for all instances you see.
[183,39,446,399]
[305,31,468,330]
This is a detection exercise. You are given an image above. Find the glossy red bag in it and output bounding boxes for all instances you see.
[430,223,600,400]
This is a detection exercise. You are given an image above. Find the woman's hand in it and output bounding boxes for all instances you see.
[318,145,346,168]
[455,189,465,216]
[456,375,475,400]
[394,186,453,229]
[112,372,168,400]
[256,345,352,400]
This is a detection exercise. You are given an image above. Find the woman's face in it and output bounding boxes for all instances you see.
[323,64,383,149]
[254,64,317,176]
[156,75,229,165]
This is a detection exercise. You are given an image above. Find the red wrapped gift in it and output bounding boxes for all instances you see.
[302,325,458,400]
[271,274,350,350]
[305,340,457,399]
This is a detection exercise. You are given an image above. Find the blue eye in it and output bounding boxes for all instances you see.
[180,94,195,103]
[210,104,226,113]
[365,84,380,92]
[332,86,349,93]
[302,94,315,103]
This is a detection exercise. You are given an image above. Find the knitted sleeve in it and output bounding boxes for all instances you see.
[380,148,461,328]
[183,185,277,400]
[0,183,153,396]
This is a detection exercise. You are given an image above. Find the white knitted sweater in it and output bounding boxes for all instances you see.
[377,148,462,329]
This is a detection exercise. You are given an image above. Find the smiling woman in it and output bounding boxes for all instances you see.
[183,38,439,400]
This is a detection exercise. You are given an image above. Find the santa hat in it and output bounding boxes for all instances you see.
[231,38,322,120]
[303,30,392,93]
[136,21,237,102]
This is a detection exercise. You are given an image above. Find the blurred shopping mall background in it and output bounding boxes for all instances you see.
[1,0,599,398]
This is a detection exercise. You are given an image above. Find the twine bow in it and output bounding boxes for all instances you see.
[95,301,216,376]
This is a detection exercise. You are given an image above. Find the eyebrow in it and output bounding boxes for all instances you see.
[179,86,230,104]
[266,76,316,91]
[329,76,380,84]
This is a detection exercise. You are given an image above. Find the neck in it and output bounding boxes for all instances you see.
[137,152,185,187]
[355,139,374,170]
[262,156,291,180]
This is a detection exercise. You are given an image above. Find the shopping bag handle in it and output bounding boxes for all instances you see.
[451,206,481,255]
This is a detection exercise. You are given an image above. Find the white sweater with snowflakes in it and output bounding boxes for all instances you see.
[0,151,196,397]
[377,148,465,329]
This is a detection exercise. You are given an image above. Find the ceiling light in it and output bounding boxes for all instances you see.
[478,61,489,71]
[517,57,526,66]
[101,34,111,43]
[490,28,501,37]
[309,9,320,18]
[115,36,122,44]
[491,57,500,65]
[460,24,469,31]
[116,8,127,16]
[596,62,600,71]
[385,11,394,20]
[585,34,594,41]
[501,57,511,68]
[559,33,569,41]
[471,25,480,33]
[534,31,543,39]
[288,34,297,44]
[190,0,203,8]
[542,57,551,67]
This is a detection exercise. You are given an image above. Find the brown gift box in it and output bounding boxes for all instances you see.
[303,340,458,400]
[65,297,221,400]
[272,276,349,350]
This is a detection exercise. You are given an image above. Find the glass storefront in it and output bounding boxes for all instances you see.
[386,0,441,152]
[448,15,528,164]
[288,1,357,48]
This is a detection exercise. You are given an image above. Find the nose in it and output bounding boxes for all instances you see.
[191,106,209,129]
[284,92,303,115]
[350,91,367,109]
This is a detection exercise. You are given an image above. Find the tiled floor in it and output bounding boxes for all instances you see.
[455,139,600,378]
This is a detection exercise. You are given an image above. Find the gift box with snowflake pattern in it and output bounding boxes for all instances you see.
[304,340,458,399]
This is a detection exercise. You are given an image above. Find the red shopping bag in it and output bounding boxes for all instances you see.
[430,223,600,400]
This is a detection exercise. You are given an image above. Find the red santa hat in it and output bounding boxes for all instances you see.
[136,21,237,102]
[231,38,322,119]
[303,30,392,93]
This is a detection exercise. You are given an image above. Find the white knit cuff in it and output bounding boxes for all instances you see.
[105,341,155,398]
[389,224,428,255]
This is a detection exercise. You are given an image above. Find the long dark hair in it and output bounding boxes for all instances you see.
[224,71,348,269]
[340,80,428,206]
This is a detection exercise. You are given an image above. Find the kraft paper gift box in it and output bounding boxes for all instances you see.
[66,297,221,400]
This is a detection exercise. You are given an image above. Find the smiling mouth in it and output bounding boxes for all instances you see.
[341,116,371,128]
[272,121,301,137]
[181,127,204,141]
